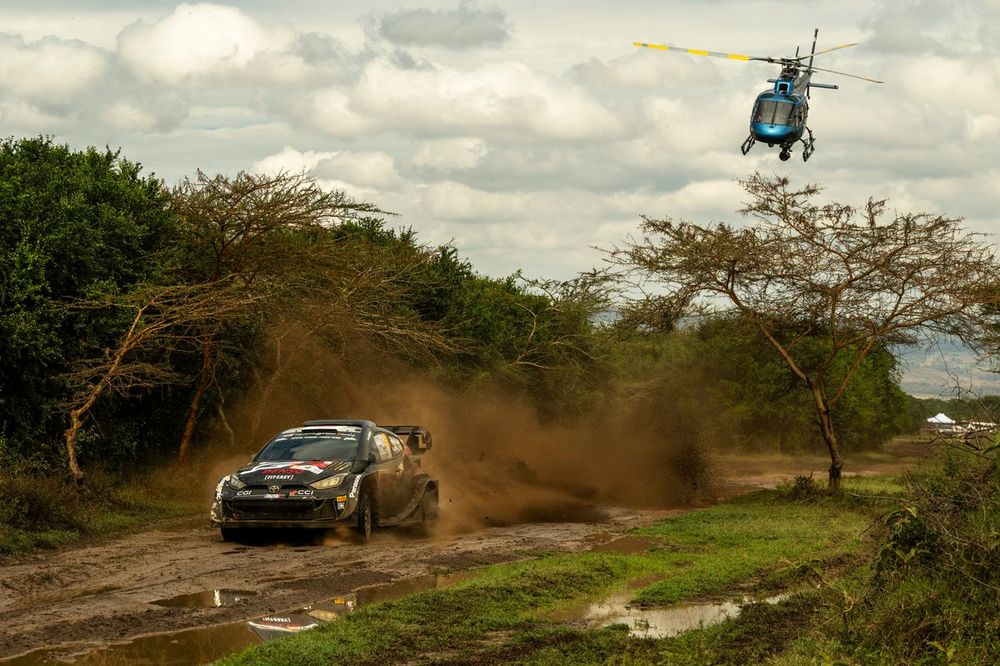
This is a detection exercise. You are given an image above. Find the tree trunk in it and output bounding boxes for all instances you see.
[216,399,235,450]
[809,382,844,491]
[178,338,213,463]
[64,408,87,488]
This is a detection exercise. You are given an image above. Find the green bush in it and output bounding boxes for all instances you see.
[841,447,1000,663]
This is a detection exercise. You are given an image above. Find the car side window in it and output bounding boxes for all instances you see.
[388,434,404,457]
[373,433,393,462]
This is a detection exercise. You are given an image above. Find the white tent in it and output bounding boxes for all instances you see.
[927,413,956,425]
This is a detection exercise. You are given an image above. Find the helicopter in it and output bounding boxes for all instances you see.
[633,30,882,162]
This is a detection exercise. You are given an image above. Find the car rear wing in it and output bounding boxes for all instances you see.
[383,425,432,455]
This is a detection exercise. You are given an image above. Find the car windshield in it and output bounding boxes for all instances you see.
[256,429,361,462]
[754,100,795,125]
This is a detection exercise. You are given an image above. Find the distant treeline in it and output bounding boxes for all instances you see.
[0,137,921,480]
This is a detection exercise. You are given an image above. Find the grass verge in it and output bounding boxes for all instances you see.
[220,476,897,665]
[0,465,204,557]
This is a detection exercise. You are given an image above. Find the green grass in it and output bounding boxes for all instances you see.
[630,492,871,605]
[220,479,888,666]
[0,466,204,557]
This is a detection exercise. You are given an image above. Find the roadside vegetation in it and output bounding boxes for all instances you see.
[222,447,1000,664]
[4,135,1000,661]
[218,475,894,665]
[0,136,940,551]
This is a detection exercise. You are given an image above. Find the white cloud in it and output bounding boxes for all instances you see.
[420,180,530,222]
[117,2,298,83]
[0,35,108,107]
[251,146,337,175]
[0,0,997,288]
[412,137,489,171]
[348,59,626,141]
[253,146,400,190]
[377,4,510,49]
[573,49,722,90]
[298,88,377,137]
[104,101,158,132]
[314,151,401,189]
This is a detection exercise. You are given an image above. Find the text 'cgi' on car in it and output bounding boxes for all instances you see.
[211,420,438,542]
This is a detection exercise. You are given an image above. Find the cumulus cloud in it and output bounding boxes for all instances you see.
[420,180,530,222]
[117,2,308,84]
[253,146,401,191]
[572,49,722,90]
[296,88,378,137]
[377,3,510,49]
[0,34,108,108]
[860,0,996,57]
[251,146,338,175]
[313,151,401,189]
[1,0,997,287]
[340,59,626,141]
[412,137,489,171]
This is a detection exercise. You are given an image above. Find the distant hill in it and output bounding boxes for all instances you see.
[897,339,1000,398]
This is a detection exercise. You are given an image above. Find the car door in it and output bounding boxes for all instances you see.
[388,433,418,502]
[371,432,406,517]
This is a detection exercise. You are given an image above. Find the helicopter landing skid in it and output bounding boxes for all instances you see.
[800,127,816,162]
[740,134,755,155]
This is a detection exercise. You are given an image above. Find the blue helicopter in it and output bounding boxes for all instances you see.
[633,30,882,162]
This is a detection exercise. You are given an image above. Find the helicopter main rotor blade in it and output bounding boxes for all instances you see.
[790,42,858,61]
[806,63,883,83]
[633,41,766,62]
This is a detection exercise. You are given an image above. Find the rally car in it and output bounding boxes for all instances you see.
[211,420,438,542]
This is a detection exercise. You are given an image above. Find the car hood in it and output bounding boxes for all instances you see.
[235,460,352,484]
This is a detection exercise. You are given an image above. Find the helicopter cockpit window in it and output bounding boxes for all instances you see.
[754,100,795,126]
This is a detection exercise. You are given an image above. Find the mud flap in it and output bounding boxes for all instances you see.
[379,478,439,526]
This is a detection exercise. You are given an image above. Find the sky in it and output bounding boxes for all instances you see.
[2,0,999,394]
[1,0,997,278]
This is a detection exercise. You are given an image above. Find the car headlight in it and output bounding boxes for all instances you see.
[226,475,247,489]
[310,474,348,490]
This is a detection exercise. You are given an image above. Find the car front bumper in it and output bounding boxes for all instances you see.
[210,492,359,529]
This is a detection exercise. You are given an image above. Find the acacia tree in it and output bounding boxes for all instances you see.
[62,282,250,485]
[610,174,1000,489]
[171,171,387,462]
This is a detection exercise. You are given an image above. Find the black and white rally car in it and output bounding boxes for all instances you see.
[211,420,438,541]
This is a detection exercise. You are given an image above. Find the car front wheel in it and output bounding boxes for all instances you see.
[354,490,375,541]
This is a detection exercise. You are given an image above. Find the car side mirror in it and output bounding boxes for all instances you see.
[369,451,379,464]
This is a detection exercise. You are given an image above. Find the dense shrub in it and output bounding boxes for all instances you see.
[844,446,1000,662]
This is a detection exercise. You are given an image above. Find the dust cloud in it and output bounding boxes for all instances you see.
[202,332,724,534]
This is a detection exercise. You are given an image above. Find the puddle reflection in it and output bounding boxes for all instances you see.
[4,573,472,665]
[152,589,256,608]
[552,586,788,638]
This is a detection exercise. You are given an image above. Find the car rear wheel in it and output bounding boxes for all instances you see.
[418,490,439,537]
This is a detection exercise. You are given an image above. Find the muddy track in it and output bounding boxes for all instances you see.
[0,507,681,662]
[0,442,926,664]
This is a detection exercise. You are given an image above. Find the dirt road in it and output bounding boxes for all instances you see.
[0,506,684,663]
[0,440,927,664]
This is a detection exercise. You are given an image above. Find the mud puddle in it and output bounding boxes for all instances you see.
[4,573,473,665]
[550,579,789,638]
[152,590,257,608]
[583,534,658,555]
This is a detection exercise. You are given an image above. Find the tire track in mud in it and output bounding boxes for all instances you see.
[0,443,925,663]
[0,507,679,660]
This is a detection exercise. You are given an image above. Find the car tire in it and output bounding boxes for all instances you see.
[418,490,439,537]
[220,527,250,543]
[354,489,376,542]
